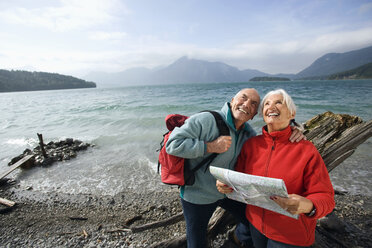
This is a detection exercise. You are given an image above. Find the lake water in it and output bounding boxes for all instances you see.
[1,80,371,196]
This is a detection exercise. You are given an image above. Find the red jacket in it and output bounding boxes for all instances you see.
[235,125,335,246]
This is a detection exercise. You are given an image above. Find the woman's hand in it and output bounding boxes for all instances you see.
[216,180,233,194]
[289,126,306,143]
[271,194,314,215]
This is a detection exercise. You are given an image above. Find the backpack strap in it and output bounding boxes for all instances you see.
[157,131,169,174]
[189,110,230,173]
[205,110,230,136]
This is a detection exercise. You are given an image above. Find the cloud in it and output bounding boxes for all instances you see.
[88,31,127,41]
[125,26,369,74]
[302,27,372,54]
[3,26,372,75]
[0,0,128,32]
[359,2,372,14]
[1,1,371,76]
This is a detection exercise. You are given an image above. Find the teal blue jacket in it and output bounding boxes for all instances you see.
[166,102,256,204]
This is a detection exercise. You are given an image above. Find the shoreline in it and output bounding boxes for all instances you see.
[1,179,371,247]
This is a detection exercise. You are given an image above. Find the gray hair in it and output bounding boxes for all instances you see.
[259,89,296,116]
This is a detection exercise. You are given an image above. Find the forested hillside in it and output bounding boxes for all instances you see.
[0,70,96,92]
[327,63,372,80]
[249,76,290,81]
[296,46,372,79]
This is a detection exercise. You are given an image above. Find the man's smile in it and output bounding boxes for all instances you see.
[238,107,247,114]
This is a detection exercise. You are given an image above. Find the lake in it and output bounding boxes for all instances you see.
[1,80,371,196]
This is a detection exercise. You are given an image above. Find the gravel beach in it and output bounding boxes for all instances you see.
[1,178,371,248]
[0,179,187,247]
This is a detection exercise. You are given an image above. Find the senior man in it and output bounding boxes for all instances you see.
[166,88,303,248]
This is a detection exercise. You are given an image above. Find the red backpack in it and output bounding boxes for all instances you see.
[158,111,230,186]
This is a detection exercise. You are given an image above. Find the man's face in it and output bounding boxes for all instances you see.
[230,89,260,127]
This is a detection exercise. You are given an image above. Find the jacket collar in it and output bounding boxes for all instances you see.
[262,125,292,142]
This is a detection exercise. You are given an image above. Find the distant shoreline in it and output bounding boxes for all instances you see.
[0,86,96,93]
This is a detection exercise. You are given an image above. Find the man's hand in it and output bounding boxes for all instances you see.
[271,194,314,215]
[289,126,306,143]
[206,136,232,153]
[216,180,233,194]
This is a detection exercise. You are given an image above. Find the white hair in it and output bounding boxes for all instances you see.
[259,89,296,116]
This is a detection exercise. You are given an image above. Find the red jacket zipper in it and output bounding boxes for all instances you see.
[262,137,276,235]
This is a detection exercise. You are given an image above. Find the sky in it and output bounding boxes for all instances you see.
[1,0,372,77]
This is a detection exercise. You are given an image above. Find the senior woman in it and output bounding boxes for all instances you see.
[217,89,335,248]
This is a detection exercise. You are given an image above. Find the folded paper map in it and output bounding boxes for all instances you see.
[210,166,298,219]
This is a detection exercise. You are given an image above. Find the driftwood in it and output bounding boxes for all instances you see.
[1,155,33,212]
[130,212,184,233]
[124,214,143,226]
[303,111,372,172]
[58,229,89,238]
[133,207,234,248]
[151,112,372,247]
[68,216,88,221]
[37,133,48,158]
[148,234,187,248]
[0,197,16,207]
[0,197,16,214]
[0,155,34,180]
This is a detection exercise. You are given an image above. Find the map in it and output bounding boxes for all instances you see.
[210,166,298,219]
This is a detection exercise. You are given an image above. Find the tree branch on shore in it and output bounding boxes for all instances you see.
[0,197,16,207]
[130,212,184,233]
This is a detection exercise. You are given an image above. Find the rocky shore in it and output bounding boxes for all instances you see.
[1,177,371,248]
[315,191,372,248]
[0,179,186,247]
[8,137,92,168]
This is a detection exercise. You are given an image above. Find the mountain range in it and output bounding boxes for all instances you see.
[84,56,269,87]
[83,45,372,87]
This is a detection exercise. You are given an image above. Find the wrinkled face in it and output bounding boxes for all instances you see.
[262,93,295,133]
[230,89,260,129]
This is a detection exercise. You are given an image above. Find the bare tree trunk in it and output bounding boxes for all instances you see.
[37,133,48,158]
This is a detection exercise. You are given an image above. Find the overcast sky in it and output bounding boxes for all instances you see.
[1,0,372,77]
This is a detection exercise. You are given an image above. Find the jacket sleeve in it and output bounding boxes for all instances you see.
[165,112,218,159]
[303,145,335,219]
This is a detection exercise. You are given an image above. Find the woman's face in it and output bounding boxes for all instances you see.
[262,93,295,133]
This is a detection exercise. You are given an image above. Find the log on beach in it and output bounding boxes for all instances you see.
[0,197,16,207]
[303,111,372,172]
[150,112,372,248]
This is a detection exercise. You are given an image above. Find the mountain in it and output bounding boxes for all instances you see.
[84,45,372,86]
[85,68,152,87]
[0,70,96,92]
[296,46,372,79]
[151,56,269,84]
[84,56,269,86]
[327,62,372,80]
